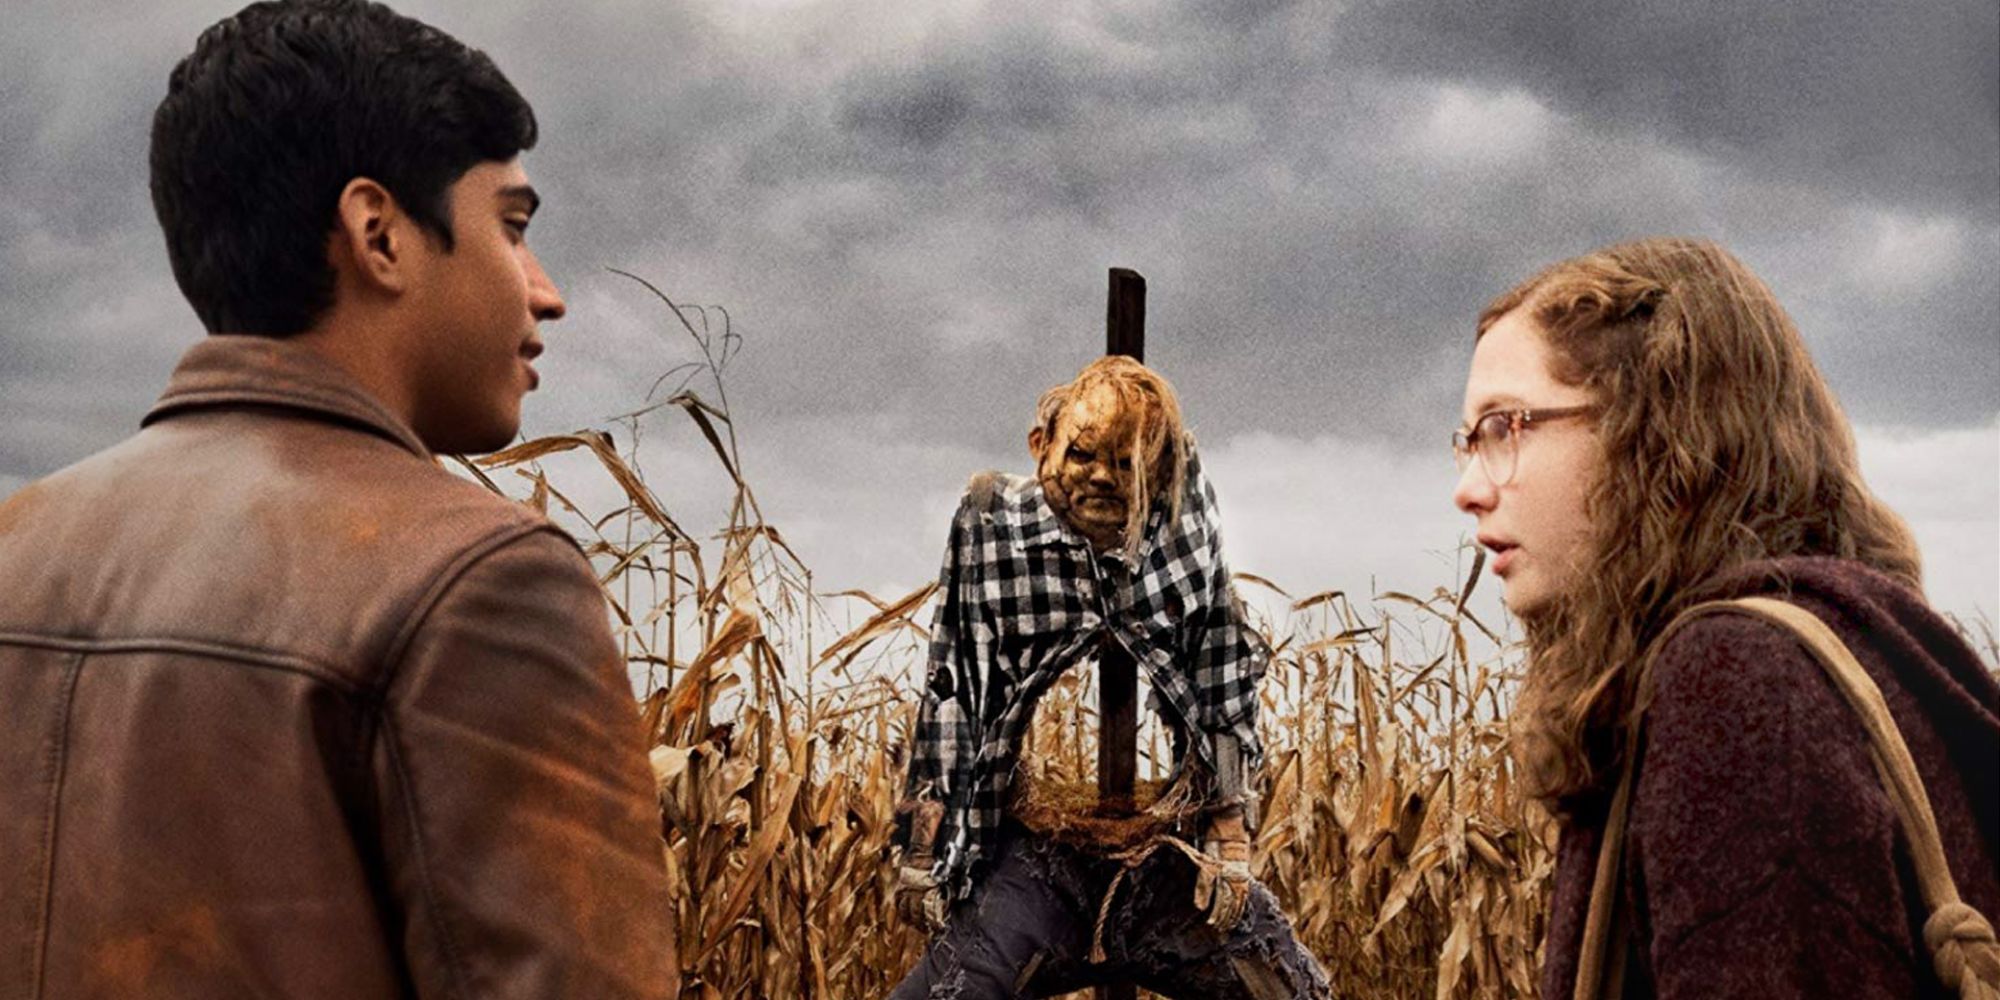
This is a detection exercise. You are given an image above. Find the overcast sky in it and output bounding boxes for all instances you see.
[4,0,1995,638]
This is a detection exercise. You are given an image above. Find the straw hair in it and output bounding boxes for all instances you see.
[1032,383,1073,439]
[1478,237,1923,810]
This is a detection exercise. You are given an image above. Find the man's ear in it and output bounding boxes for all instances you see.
[1028,426,1046,462]
[330,177,412,295]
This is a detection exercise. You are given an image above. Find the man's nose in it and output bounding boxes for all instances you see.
[526,250,566,322]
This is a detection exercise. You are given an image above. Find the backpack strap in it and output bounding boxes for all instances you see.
[1572,692,1641,1000]
[1575,597,2000,1000]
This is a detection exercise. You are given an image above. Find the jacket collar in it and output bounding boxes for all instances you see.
[143,334,431,458]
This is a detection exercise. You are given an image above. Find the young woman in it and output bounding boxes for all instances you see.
[1451,237,2000,998]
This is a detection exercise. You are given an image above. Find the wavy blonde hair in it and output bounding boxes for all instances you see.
[1038,356,1190,553]
[1481,237,1922,811]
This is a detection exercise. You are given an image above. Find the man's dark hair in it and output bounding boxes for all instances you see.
[149,0,537,335]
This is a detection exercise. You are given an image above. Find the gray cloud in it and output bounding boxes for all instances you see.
[2,0,1994,615]
[1346,0,2000,216]
[492,0,1994,440]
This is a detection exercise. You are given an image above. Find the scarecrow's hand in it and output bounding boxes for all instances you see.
[894,862,949,933]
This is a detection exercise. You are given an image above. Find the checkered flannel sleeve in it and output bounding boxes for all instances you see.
[901,499,978,813]
[1188,467,1269,771]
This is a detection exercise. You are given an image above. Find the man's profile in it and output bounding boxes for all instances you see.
[0,1,677,997]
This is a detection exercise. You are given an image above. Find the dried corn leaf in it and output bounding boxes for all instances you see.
[817,582,939,670]
[696,742,810,961]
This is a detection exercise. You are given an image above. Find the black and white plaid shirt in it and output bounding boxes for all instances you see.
[902,445,1268,900]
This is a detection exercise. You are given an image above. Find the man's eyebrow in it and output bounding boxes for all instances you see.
[498,184,541,215]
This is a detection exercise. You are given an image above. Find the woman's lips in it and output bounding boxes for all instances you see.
[1481,537,1518,575]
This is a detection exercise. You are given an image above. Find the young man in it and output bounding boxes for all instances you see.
[890,357,1328,999]
[0,2,678,997]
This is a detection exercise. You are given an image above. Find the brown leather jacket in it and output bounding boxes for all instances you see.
[0,335,679,999]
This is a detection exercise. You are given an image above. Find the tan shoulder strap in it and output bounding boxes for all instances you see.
[1571,752,1634,999]
[1575,597,2000,1000]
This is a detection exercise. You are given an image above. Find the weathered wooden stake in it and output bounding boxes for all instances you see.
[1097,267,1145,1000]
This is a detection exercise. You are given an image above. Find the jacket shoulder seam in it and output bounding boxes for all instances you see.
[376,520,581,692]
[0,633,362,695]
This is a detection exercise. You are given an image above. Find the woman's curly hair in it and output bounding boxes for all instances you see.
[1481,237,1922,813]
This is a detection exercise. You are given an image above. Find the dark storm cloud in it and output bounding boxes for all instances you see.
[844,66,982,150]
[1,0,1993,614]
[472,0,1995,446]
[1344,0,1999,217]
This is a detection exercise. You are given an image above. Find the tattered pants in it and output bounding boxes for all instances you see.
[887,827,1330,1000]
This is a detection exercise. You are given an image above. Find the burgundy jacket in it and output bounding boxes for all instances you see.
[1542,557,2000,998]
[0,336,678,999]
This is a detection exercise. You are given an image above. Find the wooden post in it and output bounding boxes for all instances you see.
[1097,268,1144,1000]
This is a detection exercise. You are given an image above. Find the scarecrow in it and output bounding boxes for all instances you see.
[888,357,1329,999]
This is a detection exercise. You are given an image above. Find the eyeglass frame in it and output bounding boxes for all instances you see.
[1451,405,1599,486]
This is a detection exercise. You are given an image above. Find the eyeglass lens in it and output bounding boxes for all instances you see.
[1453,412,1518,485]
[1479,412,1516,485]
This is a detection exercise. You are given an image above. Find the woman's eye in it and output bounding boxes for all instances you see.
[1480,413,1513,443]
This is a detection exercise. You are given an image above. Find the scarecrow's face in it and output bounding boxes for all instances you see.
[1032,383,1151,552]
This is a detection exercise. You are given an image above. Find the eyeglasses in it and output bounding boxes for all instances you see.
[1451,405,1597,486]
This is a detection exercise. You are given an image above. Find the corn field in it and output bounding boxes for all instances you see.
[454,280,1558,999]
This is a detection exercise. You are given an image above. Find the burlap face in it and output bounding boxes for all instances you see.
[1035,383,1163,553]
